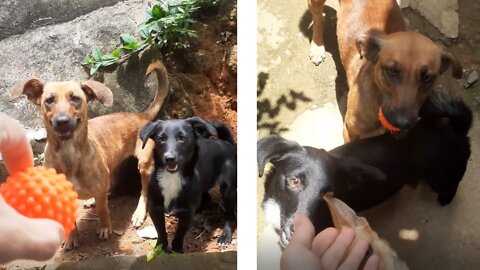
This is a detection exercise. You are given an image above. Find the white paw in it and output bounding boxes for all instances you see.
[97,226,111,240]
[131,207,147,228]
[83,198,96,208]
[309,44,326,66]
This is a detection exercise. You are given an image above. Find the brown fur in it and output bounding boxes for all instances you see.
[10,62,169,249]
[308,0,462,142]
[324,193,409,270]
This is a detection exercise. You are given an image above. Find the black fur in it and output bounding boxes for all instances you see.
[258,97,472,247]
[140,117,236,253]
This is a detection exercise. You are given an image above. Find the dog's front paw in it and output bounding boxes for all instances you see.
[64,235,79,250]
[217,230,233,246]
[96,226,111,240]
[309,44,326,66]
[131,206,147,228]
[83,198,96,208]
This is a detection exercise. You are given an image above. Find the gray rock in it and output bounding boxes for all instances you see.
[464,71,479,88]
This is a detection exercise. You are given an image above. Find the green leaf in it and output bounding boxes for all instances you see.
[81,55,93,65]
[151,5,165,19]
[111,47,121,58]
[120,34,138,46]
[90,63,102,76]
[91,47,103,62]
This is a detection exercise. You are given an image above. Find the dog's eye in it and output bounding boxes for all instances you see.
[44,96,55,105]
[177,134,185,142]
[420,70,434,84]
[287,177,301,188]
[385,66,400,77]
[70,95,82,104]
[158,135,167,143]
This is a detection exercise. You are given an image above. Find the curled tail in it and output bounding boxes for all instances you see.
[144,61,169,120]
[420,91,473,136]
[212,121,235,144]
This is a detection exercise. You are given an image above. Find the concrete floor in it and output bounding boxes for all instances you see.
[257,1,480,269]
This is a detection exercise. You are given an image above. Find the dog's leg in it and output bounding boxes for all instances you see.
[218,180,236,245]
[171,211,193,253]
[308,0,327,65]
[64,222,80,250]
[149,202,169,252]
[132,140,154,228]
[95,193,112,239]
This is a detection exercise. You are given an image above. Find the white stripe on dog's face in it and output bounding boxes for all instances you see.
[157,171,183,210]
[263,199,282,230]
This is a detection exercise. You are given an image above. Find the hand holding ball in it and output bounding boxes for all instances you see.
[0,166,78,237]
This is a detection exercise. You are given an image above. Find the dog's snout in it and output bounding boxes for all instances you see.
[164,153,176,163]
[383,107,419,130]
[54,115,72,127]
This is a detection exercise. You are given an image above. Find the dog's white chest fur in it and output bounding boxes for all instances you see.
[263,199,281,230]
[158,171,183,209]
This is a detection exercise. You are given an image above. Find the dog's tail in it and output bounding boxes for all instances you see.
[212,121,235,144]
[420,91,473,136]
[144,61,169,120]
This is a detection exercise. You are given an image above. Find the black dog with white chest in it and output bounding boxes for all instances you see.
[140,117,236,253]
[258,94,472,247]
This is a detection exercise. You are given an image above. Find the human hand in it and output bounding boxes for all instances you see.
[281,214,380,270]
[0,113,64,264]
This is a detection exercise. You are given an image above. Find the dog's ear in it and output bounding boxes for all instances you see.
[186,117,218,138]
[139,121,162,149]
[440,51,463,79]
[10,79,45,105]
[257,135,303,177]
[80,80,114,107]
[323,192,368,229]
[355,30,384,64]
[339,157,386,189]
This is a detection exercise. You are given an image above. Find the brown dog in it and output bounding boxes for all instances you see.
[324,192,409,270]
[10,62,168,249]
[308,0,462,142]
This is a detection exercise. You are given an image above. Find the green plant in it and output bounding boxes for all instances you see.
[82,0,216,75]
[146,239,165,262]
[33,153,45,166]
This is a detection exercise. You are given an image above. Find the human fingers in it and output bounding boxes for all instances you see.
[24,218,65,261]
[288,213,315,249]
[338,239,369,270]
[0,113,33,174]
[363,254,380,270]
[312,227,339,257]
[320,227,355,270]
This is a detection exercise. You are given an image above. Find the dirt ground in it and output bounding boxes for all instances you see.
[12,1,238,265]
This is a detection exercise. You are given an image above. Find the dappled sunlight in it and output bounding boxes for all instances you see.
[399,228,420,241]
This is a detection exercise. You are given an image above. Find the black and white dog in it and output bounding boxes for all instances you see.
[258,95,472,247]
[140,117,236,253]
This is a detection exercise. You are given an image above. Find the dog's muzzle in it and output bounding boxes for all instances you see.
[163,153,179,173]
[52,115,80,140]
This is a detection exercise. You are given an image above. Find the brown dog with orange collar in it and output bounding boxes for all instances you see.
[308,0,463,142]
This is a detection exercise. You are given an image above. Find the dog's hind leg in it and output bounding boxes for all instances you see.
[132,139,154,228]
[218,167,237,245]
[171,211,193,253]
[308,0,328,65]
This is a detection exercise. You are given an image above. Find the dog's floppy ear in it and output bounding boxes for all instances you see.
[257,135,303,177]
[323,192,368,229]
[356,30,384,64]
[139,121,162,149]
[80,80,114,107]
[440,51,463,79]
[186,117,217,138]
[10,78,45,105]
[338,156,386,189]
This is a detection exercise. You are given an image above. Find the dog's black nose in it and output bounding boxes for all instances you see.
[55,116,70,127]
[393,115,418,129]
[164,153,176,163]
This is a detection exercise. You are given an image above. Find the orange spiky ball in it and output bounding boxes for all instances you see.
[378,107,401,132]
[0,166,78,237]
